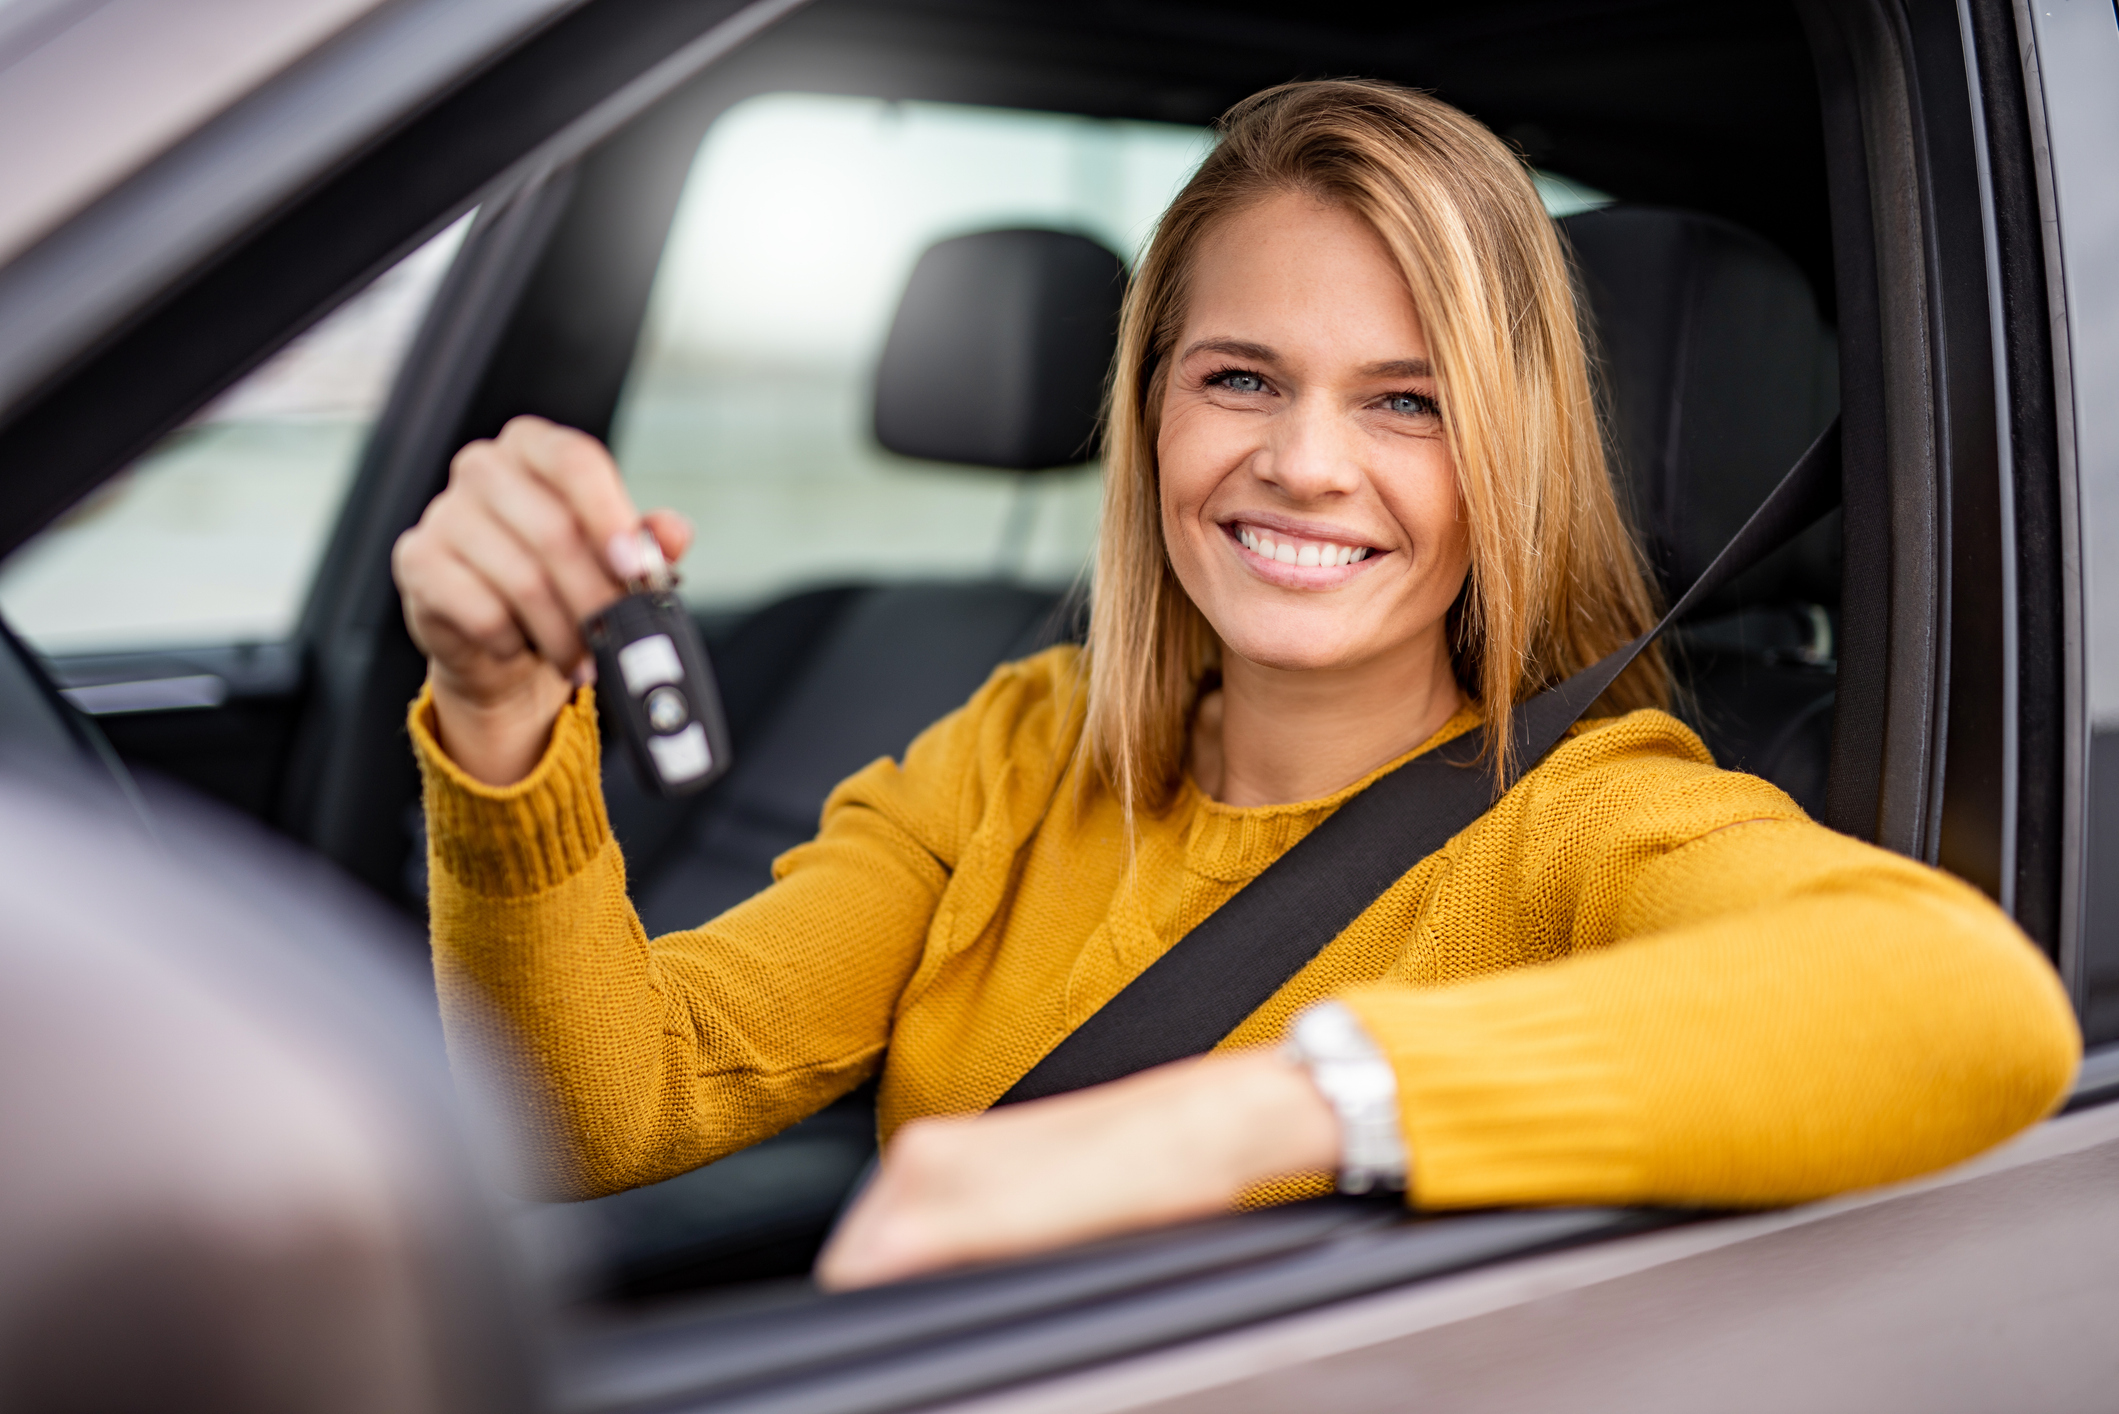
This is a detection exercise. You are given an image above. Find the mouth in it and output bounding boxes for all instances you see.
[1222,518,1384,584]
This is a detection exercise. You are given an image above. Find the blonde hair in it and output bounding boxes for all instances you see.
[1081,78,1666,815]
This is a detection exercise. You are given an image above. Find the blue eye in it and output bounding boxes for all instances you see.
[1209,369,1266,394]
[1383,391,1438,417]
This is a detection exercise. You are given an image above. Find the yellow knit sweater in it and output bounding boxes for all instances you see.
[414,645,2079,1209]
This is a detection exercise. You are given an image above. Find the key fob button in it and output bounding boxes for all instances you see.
[645,684,690,734]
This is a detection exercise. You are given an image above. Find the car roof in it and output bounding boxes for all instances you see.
[0,0,394,269]
[0,0,583,419]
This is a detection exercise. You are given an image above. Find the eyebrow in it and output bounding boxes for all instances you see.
[1176,339,1433,382]
[1357,357,1434,380]
[1179,337,1277,364]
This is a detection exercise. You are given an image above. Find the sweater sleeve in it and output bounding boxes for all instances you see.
[1337,713,2082,1210]
[414,677,997,1199]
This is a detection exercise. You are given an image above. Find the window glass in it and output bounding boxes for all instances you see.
[611,93,1613,612]
[0,216,471,656]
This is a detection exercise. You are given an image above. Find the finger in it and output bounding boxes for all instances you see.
[642,508,694,566]
[497,416,643,578]
[395,522,521,660]
[442,506,588,669]
[469,452,629,623]
[404,547,530,662]
[817,1160,951,1290]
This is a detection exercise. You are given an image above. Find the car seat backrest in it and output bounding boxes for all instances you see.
[872,228,1126,471]
[1558,205,1842,815]
[1558,205,1840,619]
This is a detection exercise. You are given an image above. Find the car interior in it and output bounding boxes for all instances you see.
[0,0,2082,1401]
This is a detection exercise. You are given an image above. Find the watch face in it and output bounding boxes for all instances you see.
[1318,1064,1399,1108]
[1294,1000,1381,1061]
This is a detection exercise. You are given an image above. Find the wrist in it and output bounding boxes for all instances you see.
[1189,1049,1341,1196]
[428,663,574,786]
[1283,1001,1409,1194]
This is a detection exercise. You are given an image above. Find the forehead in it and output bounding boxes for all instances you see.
[1180,193,1426,354]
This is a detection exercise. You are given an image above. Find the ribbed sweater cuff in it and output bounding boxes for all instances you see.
[1340,975,1643,1208]
[409,682,612,898]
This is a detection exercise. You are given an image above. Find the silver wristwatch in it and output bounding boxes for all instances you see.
[1284,1000,1409,1195]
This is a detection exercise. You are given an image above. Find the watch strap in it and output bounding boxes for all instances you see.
[1284,1001,1408,1195]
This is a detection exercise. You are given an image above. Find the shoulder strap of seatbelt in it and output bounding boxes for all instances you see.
[995,418,1843,1107]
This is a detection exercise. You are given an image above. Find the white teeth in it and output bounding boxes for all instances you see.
[1238,525,1374,567]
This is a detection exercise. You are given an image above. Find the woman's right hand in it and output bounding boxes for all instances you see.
[392,415,691,786]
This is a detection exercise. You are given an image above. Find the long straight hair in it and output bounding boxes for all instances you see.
[1081,79,1666,816]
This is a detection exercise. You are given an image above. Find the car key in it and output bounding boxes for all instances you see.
[582,528,733,798]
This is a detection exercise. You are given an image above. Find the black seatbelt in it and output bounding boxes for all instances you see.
[996,419,1843,1107]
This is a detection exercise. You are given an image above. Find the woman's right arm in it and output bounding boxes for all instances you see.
[411,684,942,1200]
[394,418,940,1198]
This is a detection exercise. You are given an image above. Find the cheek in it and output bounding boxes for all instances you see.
[1384,442,1468,569]
[1155,405,1215,518]
[1155,405,1235,561]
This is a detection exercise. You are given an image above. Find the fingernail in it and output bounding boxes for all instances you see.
[570,658,598,688]
[606,531,643,582]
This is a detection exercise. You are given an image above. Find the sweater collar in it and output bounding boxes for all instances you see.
[1176,706,1484,881]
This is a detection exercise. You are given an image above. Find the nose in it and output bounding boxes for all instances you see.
[1250,392,1362,503]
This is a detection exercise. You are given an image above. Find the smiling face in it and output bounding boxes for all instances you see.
[1157,191,1473,688]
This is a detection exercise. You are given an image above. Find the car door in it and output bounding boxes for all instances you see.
[5,1,2119,1412]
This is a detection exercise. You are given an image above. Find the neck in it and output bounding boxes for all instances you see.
[1189,629,1464,808]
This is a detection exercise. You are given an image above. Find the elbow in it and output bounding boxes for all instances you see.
[1795,914,2083,1200]
[1987,979,2082,1131]
[1922,927,2082,1163]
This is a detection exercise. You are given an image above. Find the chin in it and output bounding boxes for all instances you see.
[1215,622,1371,675]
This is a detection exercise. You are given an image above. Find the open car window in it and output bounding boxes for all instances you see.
[0,216,469,661]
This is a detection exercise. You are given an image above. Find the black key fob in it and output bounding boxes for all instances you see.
[582,533,732,798]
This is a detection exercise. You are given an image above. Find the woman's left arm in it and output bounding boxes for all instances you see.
[823,743,2082,1287]
[1340,814,2080,1211]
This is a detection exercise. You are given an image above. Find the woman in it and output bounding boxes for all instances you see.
[392,80,2079,1290]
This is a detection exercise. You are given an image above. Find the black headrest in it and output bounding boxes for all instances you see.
[874,228,1126,472]
[1560,205,1841,614]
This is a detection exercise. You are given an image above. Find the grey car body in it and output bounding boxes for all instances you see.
[1,0,2117,1410]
